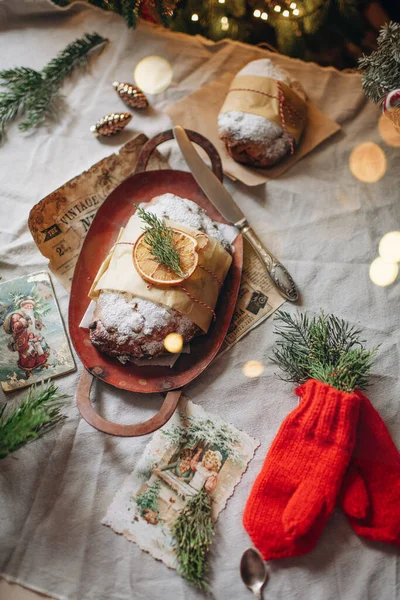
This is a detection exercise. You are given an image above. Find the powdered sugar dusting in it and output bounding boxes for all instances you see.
[218,58,294,157]
[142,194,230,251]
[218,111,291,155]
[237,58,290,83]
[96,291,196,356]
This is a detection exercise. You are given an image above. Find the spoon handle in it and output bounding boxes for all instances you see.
[254,591,263,600]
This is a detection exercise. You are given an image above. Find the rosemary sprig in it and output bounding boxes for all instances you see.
[0,32,107,143]
[135,206,186,278]
[172,489,214,590]
[0,382,67,459]
[272,310,378,392]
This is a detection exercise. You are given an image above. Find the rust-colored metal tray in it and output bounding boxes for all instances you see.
[69,129,243,436]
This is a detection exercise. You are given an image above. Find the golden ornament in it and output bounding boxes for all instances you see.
[90,112,132,137]
[112,81,149,109]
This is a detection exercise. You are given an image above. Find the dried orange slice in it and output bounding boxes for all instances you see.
[133,229,199,287]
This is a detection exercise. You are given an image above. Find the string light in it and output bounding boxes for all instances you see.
[164,333,184,354]
[242,361,265,378]
[369,257,398,287]
[221,15,229,30]
[379,232,400,262]
[290,2,297,8]
[253,9,261,17]
[261,11,268,20]
[274,5,281,12]
[293,8,299,15]
[282,9,289,16]
[191,13,199,21]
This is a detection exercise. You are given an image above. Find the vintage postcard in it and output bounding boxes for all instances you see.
[103,397,259,569]
[0,271,75,392]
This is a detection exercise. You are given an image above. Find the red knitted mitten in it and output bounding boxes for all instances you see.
[340,391,400,545]
[243,379,360,559]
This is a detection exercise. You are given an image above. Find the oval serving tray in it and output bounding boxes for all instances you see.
[69,129,243,435]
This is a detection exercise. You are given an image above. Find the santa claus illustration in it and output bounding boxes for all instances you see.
[3,297,50,377]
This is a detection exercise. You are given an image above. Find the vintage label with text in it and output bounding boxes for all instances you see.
[28,133,168,291]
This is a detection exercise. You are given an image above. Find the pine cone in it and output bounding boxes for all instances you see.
[90,112,132,137]
[113,81,149,109]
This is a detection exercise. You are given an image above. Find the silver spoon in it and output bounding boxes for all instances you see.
[240,548,269,599]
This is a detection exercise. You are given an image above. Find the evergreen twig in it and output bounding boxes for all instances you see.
[359,22,400,105]
[272,310,378,392]
[0,382,67,459]
[0,32,107,143]
[135,206,186,278]
[172,489,214,590]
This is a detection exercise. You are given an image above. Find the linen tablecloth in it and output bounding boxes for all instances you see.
[1,2,400,599]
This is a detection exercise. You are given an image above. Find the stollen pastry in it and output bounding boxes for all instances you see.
[218,58,307,168]
[88,194,233,361]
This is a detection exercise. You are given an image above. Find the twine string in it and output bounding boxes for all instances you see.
[114,241,219,320]
[227,80,305,156]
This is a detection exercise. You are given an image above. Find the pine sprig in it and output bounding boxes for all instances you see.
[135,206,186,278]
[272,310,378,392]
[359,22,400,104]
[172,489,214,590]
[0,32,107,142]
[0,382,67,459]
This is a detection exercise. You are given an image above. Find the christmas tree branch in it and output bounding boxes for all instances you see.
[135,206,186,278]
[359,22,400,104]
[172,489,214,590]
[0,382,67,459]
[0,32,107,143]
[272,310,378,392]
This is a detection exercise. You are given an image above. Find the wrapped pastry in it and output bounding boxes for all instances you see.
[218,58,307,168]
[88,194,233,361]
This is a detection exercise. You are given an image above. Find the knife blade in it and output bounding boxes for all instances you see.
[173,125,299,302]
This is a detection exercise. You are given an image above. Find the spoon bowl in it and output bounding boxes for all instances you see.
[240,548,268,599]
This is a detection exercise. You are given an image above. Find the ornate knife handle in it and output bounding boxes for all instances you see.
[241,224,299,302]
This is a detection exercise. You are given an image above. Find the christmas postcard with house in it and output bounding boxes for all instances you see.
[103,397,259,569]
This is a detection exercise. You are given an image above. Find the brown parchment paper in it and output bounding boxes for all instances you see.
[89,215,232,332]
[166,72,341,186]
[220,76,307,144]
[28,133,168,292]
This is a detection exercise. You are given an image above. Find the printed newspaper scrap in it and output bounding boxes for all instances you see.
[28,133,167,292]
[29,133,284,353]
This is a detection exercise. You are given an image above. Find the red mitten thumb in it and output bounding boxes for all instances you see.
[340,466,370,520]
[283,480,326,538]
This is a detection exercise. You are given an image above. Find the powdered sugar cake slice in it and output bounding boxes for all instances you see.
[89,194,236,362]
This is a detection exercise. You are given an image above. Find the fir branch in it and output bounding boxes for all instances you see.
[122,0,142,28]
[0,33,107,143]
[172,489,214,590]
[135,206,186,277]
[359,22,400,104]
[0,382,67,459]
[272,310,378,392]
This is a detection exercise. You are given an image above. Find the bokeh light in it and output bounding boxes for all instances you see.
[379,231,400,263]
[378,114,400,147]
[349,142,387,183]
[134,56,173,94]
[242,360,265,378]
[369,257,398,287]
[164,333,184,354]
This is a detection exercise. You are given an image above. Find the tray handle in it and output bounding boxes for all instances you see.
[76,369,182,437]
[135,128,223,182]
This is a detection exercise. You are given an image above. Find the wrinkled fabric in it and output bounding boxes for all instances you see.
[0,2,400,600]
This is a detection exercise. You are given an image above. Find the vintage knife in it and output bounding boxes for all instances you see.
[173,126,299,302]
